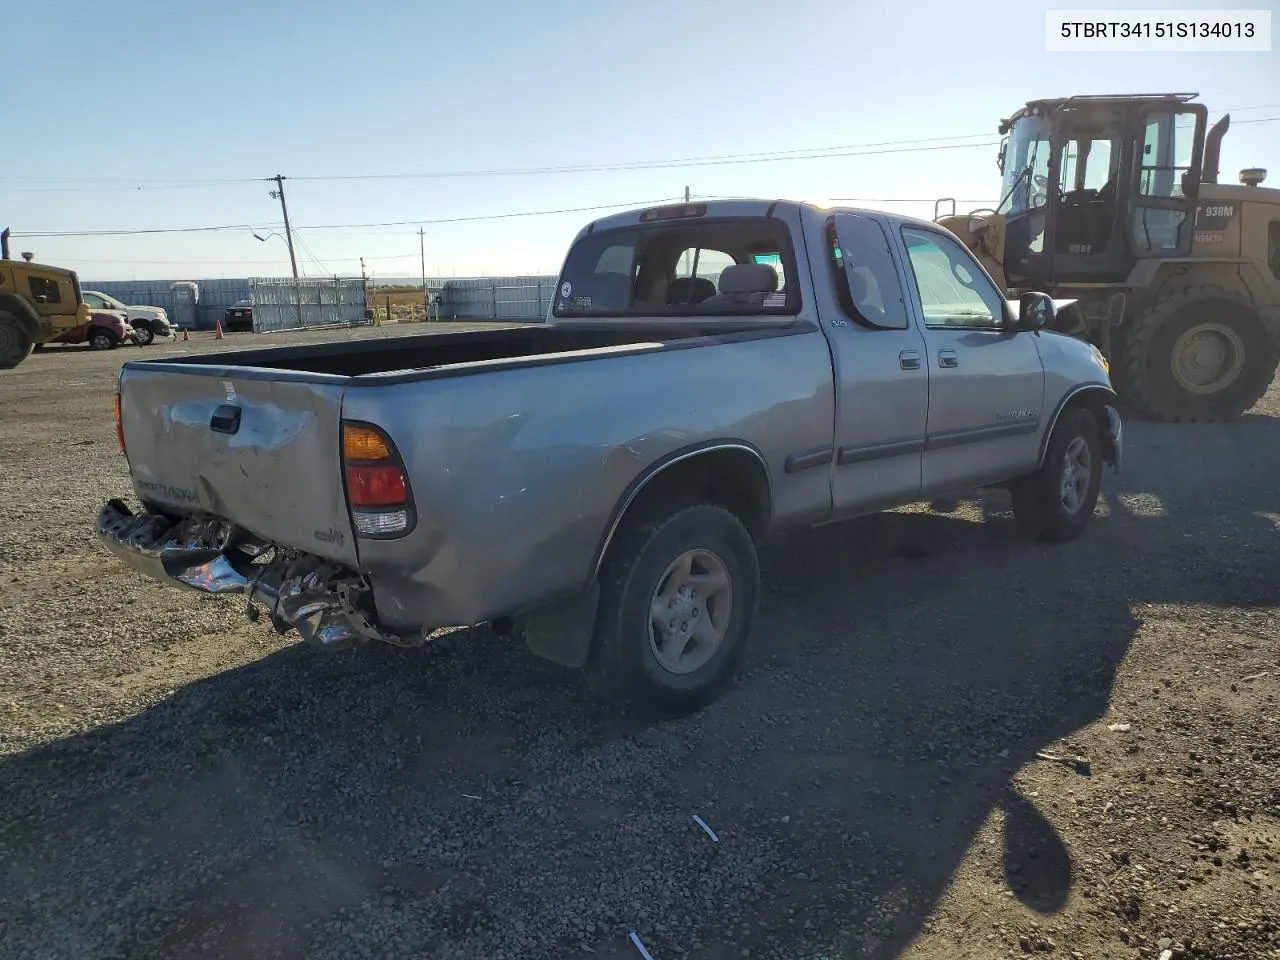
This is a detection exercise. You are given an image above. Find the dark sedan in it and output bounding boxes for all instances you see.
[222,300,254,333]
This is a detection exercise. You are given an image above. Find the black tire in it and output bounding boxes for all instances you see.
[1114,284,1279,422]
[133,322,154,346]
[0,312,33,369]
[89,329,118,351]
[1010,407,1103,543]
[589,503,760,714]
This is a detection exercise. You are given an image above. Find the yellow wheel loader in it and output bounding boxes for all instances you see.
[0,228,93,369]
[937,93,1280,422]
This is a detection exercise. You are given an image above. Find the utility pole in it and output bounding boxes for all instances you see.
[268,174,303,328]
[418,228,426,287]
[269,175,300,280]
[684,185,690,203]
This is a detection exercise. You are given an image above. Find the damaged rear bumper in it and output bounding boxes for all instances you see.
[95,499,416,650]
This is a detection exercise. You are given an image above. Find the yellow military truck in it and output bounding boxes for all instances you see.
[0,228,93,369]
[937,93,1280,422]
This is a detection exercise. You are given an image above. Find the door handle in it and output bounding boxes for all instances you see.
[938,349,959,368]
[899,350,921,370]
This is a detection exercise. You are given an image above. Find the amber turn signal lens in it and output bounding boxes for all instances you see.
[342,423,393,462]
[114,393,125,455]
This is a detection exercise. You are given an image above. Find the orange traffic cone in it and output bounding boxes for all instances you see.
[182,328,190,341]
[215,320,224,340]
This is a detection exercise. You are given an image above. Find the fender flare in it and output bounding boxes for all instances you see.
[1037,383,1120,470]
[523,439,772,671]
[587,439,773,589]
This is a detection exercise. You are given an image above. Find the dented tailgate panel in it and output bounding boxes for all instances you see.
[119,366,358,565]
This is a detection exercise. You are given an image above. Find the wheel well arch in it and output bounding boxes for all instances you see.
[587,441,773,588]
[1037,384,1117,469]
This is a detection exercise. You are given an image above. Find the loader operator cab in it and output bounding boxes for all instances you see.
[995,93,1209,287]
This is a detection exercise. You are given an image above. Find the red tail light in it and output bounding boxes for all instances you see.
[346,463,407,507]
[341,421,414,537]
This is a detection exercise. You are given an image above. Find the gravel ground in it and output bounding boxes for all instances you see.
[1,325,1277,960]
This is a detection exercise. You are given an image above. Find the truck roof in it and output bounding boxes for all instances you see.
[582,198,942,237]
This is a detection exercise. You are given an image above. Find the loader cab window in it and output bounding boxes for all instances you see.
[1137,111,1197,198]
[28,277,62,304]
[999,115,1051,260]
[1132,110,1199,253]
[1055,134,1119,256]
[999,115,1052,217]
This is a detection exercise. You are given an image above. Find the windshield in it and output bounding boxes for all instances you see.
[998,115,1051,216]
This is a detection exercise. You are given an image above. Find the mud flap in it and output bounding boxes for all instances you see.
[523,583,600,668]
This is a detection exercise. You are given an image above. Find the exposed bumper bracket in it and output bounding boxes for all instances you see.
[95,499,419,650]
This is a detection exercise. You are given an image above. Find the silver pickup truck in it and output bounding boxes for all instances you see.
[98,199,1121,711]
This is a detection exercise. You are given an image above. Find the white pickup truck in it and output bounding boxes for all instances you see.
[82,290,173,345]
[97,199,1122,712]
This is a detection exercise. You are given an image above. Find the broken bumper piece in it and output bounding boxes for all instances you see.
[95,498,416,651]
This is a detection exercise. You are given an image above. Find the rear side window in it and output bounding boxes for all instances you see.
[29,277,62,304]
[553,216,800,318]
[827,214,909,330]
[1269,220,1280,281]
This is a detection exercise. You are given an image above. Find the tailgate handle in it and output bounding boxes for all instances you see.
[210,404,242,435]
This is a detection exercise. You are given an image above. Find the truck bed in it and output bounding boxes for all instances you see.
[151,321,785,380]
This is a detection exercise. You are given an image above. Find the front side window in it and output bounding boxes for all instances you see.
[84,292,107,308]
[553,217,799,318]
[29,277,62,305]
[900,227,1006,328]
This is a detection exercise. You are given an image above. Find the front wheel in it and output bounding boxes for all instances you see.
[89,329,118,351]
[589,503,760,714]
[133,323,154,346]
[1010,407,1103,543]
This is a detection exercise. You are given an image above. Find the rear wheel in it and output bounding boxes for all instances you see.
[589,503,760,714]
[1010,407,1103,543]
[89,329,118,351]
[0,312,33,369]
[1115,284,1279,422]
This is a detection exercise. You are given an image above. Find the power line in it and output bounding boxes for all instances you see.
[4,109,1277,195]
[13,222,282,239]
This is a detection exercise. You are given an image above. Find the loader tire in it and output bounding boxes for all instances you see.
[1114,284,1279,422]
[0,313,33,369]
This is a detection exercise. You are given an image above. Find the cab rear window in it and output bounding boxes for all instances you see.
[553,217,800,318]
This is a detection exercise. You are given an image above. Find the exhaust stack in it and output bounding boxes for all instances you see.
[1,228,9,260]
[1202,114,1230,184]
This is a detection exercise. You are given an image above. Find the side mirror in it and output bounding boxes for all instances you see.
[1016,292,1055,332]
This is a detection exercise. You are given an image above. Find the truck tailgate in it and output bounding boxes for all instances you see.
[119,366,358,566]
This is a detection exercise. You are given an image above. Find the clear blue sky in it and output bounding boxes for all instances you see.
[4,0,1277,281]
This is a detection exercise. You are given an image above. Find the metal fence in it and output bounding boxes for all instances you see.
[429,276,558,321]
[249,278,370,332]
[81,278,251,330]
[80,273,562,328]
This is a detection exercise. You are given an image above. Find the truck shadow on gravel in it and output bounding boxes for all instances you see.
[2,430,1279,960]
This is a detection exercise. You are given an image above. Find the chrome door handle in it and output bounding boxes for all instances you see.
[938,349,959,368]
[899,350,921,370]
